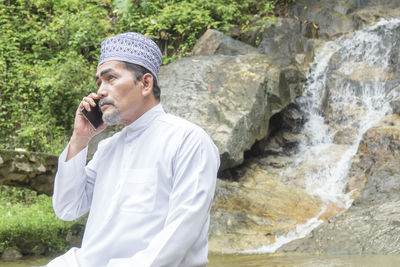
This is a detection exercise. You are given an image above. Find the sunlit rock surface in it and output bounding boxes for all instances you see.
[209,162,323,253]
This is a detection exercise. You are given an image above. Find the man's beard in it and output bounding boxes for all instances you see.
[99,98,120,126]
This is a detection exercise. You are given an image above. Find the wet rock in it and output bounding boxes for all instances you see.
[192,29,259,56]
[388,85,400,114]
[1,247,23,261]
[278,115,400,254]
[392,96,400,114]
[350,115,400,206]
[332,125,359,145]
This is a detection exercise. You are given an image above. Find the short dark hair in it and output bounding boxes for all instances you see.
[121,61,161,101]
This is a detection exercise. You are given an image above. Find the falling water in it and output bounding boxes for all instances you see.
[245,19,400,254]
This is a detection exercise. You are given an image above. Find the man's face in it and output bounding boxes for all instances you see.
[95,61,145,125]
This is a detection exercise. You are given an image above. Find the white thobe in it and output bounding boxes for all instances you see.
[47,104,220,267]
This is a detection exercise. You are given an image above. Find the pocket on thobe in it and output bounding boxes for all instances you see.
[119,168,158,213]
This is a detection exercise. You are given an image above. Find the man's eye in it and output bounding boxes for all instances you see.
[108,75,116,80]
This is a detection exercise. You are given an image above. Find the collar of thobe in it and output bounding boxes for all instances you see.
[123,103,165,141]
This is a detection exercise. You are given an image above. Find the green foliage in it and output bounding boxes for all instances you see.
[0,0,109,154]
[0,185,84,254]
[0,0,294,154]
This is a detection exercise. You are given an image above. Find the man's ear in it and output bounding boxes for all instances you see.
[141,73,154,97]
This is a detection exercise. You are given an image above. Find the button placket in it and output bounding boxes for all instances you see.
[105,140,135,220]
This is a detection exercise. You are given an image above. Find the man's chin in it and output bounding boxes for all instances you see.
[102,109,121,126]
[103,117,120,126]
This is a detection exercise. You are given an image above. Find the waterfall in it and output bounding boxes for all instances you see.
[244,19,400,254]
[299,18,400,207]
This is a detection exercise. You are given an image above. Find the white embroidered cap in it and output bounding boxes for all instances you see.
[98,32,162,81]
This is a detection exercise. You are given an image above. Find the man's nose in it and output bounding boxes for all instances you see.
[97,84,109,98]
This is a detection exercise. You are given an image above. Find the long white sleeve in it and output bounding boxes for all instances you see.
[107,129,219,267]
[52,144,96,221]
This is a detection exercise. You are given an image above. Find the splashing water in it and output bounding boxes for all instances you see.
[245,19,400,254]
[300,19,400,207]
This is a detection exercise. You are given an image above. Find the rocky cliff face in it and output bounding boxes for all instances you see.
[205,0,400,254]
[270,0,400,255]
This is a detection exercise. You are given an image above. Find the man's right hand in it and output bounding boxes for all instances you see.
[66,93,107,161]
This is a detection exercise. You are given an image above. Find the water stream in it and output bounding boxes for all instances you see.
[244,19,400,254]
[4,254,400,267]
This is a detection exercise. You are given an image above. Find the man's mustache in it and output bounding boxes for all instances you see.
[99,98,116,107]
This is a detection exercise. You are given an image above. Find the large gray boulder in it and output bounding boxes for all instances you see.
[159,54,304,170]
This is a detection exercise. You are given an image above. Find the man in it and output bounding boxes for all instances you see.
[46,32,220,267]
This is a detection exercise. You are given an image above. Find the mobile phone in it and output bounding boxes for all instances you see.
[81,99,104,130]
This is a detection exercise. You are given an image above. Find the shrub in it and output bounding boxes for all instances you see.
[0,185,85,254]
[0,0,109,154]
